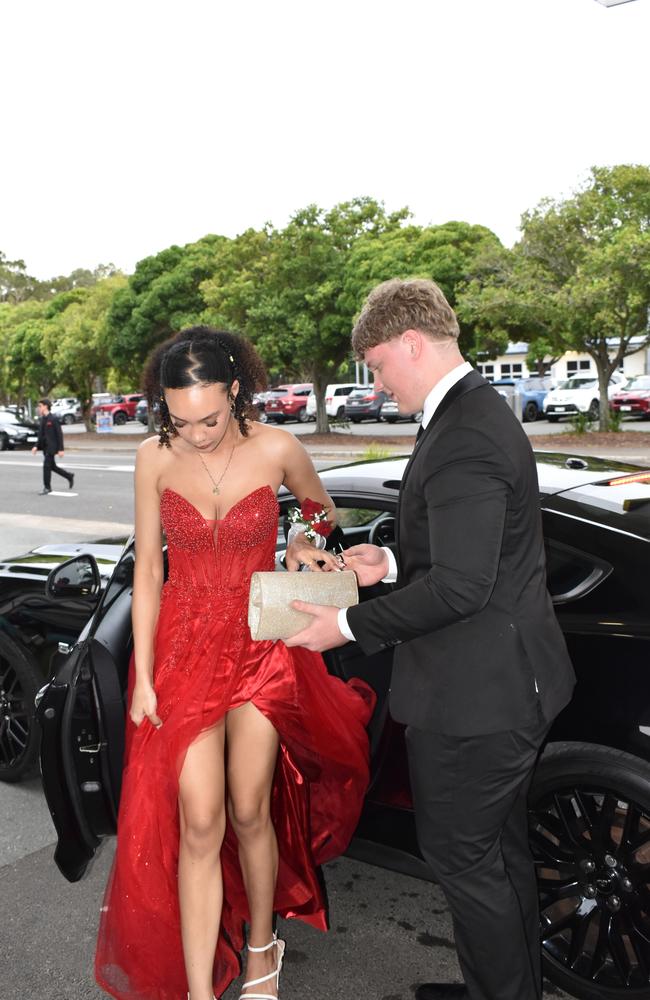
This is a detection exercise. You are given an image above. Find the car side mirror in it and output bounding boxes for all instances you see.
[45,554,101,601]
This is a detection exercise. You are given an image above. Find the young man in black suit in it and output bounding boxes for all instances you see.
[286,279,575,1000]
[31,399,75,495]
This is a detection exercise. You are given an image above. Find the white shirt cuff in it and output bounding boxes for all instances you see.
[382,546,398,583]
[337,607,355,642]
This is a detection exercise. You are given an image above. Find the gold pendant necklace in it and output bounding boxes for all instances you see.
[198,442,236,495]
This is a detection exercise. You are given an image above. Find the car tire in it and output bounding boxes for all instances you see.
[113,411,128,426]
[0,432,8,451]
[62,413,75,425]
[588,400,600,421]
[259,410,268,423]
[529,741,650,1000]
[350,418,361,424]
[385,418,398,424]
[523,401,538,423]
[547,415,560,423]
[336,406,345,420]
[0,634,42,783]
[297,407,309,424]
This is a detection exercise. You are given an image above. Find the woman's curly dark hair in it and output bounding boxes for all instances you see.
[141,327,268,447]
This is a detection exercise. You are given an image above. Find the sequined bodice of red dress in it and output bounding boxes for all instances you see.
[95,485,375,1000]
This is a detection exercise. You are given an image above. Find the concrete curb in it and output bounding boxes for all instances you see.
[61,434,650,465]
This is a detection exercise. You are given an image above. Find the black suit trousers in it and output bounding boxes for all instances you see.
[43,452,72,490]
[406,708,549,1000]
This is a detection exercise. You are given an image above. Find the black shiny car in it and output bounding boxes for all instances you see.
[0,409,39,450]
[35,453,650,1000]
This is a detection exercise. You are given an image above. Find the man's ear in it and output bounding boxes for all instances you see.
[401,329,422,358]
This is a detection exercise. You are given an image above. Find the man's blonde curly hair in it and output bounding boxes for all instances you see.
[351,278,460,359]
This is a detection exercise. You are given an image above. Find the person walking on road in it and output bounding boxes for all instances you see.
[31,398,75,494]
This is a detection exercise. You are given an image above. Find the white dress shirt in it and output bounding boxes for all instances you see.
[337,362,474,641]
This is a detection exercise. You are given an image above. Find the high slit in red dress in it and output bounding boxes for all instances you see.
[94,485,374,1000]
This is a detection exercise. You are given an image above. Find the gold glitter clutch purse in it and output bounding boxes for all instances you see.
[248,570,359,641]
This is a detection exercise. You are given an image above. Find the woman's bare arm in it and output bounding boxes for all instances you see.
[131,440,165,692]
[277,433,340,572]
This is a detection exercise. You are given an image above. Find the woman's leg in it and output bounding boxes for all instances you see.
[178,721,226,1000]
[226,702,280,995]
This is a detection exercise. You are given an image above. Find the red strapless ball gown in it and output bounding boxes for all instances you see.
[95,485,375,1000]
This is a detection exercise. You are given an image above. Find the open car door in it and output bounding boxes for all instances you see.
[37,545,135,882]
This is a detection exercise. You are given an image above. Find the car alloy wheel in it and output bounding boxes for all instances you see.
[524,401,538,422]
[0,634,41,782]
[529,742,650,999]
[113,411,128,426]
[297,407,309,423]
[63,414,75,425]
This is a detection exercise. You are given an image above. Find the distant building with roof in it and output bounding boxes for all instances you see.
[474,338,649,383]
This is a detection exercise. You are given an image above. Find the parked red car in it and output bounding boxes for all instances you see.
[91,394,145,426]
[610,375,650,419]
[263,384,312,423]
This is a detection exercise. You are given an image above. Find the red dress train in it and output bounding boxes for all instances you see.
[95,485,374,999]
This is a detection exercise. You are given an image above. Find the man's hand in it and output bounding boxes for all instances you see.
[341,544,389,586]
[283,601,348,652]
[31,447,38,455]
[57,451,64,457]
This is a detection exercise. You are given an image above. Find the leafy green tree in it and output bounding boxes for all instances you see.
[343,220,506,364]
[106,236,227,384]
[202,199,408,432]
[457,166,650,429]
[44,276,128,427]
[0,253,42,304]
[0,298,61,403]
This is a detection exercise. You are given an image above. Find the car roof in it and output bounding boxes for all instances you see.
[309,450,648,496]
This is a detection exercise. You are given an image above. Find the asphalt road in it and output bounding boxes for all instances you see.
[1,821,569,1000]
[0,433,589,1000]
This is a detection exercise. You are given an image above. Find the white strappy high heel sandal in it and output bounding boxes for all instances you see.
[239,931,286,1000]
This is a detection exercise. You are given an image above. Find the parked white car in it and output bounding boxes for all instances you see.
[306,383,366,420]
[51,397,82,424]
[380,399,423,423]
[544,372,627,422]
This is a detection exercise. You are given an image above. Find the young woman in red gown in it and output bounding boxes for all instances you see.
[94,328,374,1000]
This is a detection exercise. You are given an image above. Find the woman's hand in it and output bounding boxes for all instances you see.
[285,538,343,573]
[340,544,389,586]
[130,678,163,728]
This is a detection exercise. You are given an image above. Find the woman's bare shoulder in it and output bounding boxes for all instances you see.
[246,421,306,456]
[136,435,171,473]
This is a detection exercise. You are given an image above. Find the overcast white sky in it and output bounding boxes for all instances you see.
[3,0,649,279]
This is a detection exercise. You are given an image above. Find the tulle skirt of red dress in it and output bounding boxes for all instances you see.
[94,593,374,1000]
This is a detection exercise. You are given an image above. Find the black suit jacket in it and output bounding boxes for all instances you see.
[37,413,64,455]
[347,370,575,737]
